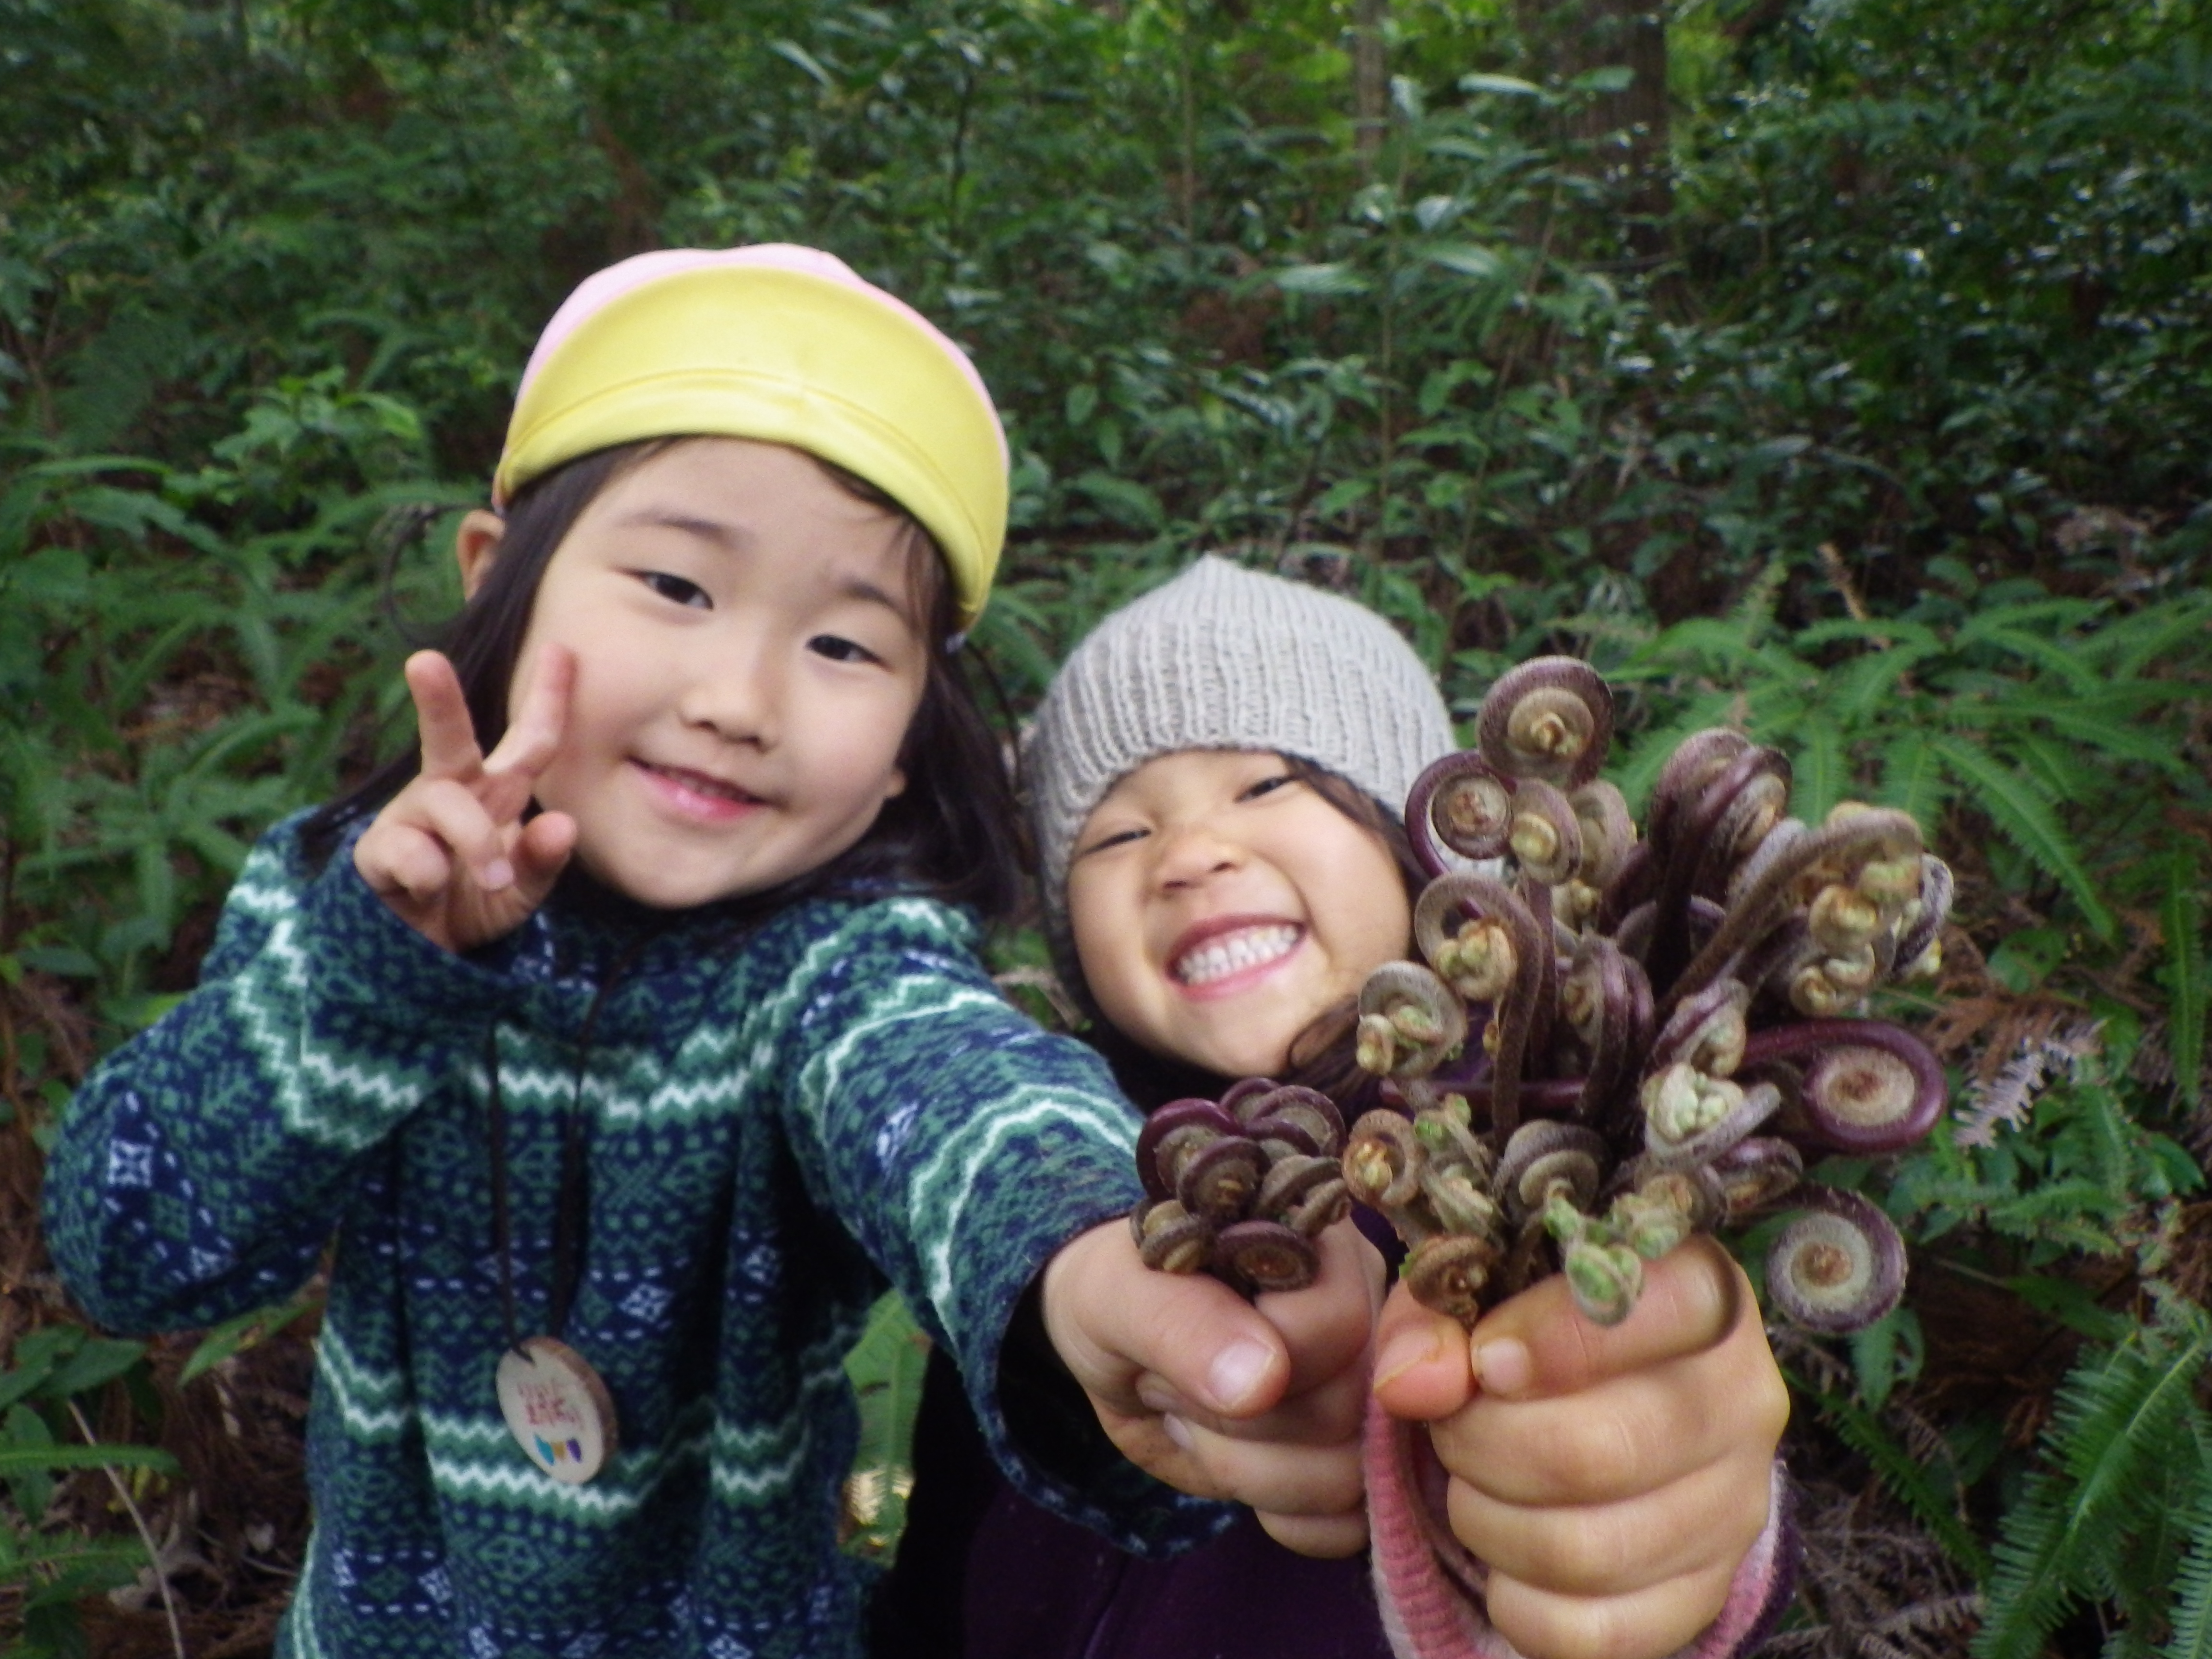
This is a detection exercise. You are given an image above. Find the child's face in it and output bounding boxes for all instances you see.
[1066,750,1412,1081]
[479,438,930,909]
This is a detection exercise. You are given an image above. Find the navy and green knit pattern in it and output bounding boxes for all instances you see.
[47,814,1225,1658]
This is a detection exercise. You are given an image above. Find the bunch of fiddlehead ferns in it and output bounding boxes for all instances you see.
[1129,1080,1352,1295]
[1131,657,1950,1338]
[1342,657,1949,1332]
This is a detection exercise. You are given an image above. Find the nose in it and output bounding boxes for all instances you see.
[676,634,781,749]
[1153,820,1243,891]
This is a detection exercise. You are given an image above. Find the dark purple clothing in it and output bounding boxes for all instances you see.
[874,1346,1396,1659]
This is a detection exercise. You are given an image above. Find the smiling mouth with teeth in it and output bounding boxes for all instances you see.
[1172,924,1302,986]
[642,761,758,804]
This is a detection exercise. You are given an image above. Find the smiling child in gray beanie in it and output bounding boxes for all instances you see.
[878,554,1796,1659]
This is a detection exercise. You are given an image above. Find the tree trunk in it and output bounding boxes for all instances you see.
[1353,0,1389,167]
[1521,0,1671,260]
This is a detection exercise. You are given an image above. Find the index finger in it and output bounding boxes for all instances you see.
[406,651,486,781]
[1250,1219,1384,1399]
[1466,1236,1747,1402]
[1042,1221,1293,1421]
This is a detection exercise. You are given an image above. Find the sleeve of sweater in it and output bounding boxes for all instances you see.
[43,816,518,1334]
[766,895,1232,1558]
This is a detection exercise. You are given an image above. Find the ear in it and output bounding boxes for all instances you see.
[882,766,908,801]
[454,509,507,601]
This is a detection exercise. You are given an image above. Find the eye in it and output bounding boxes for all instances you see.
[638,571,710,608]
[1239,772,1300,802]
[1076,825,1149,859]
[808,634,886,666]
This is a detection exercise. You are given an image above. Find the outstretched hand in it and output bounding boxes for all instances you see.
[1041,1215,1384,1558]
[353,649,579,953]
[1371,1238,1789,1659]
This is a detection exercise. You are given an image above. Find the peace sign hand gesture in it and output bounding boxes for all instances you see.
[352,649,580,954]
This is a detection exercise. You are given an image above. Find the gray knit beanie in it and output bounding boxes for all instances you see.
[1025,555,1458,983]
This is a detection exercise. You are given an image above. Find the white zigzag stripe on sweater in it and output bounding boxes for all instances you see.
[317,1328,409,1440]
[446,904,969,1132]
[226,851,295,920]
[225,913,425,1151]
[427,1450,660,1517]
[794,975,1008,1131]
[911,1091,1140,1315]
[425,1399,717,1517]
[707,1338,848,1503]
[285,1528,331,1659]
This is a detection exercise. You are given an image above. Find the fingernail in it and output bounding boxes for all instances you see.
[482,859,515,891]
[1207,1340,1274,1411]
[1473,1337,1531,1397]
[1372,1324,1443,1391]
[1162,1414,1194,1452]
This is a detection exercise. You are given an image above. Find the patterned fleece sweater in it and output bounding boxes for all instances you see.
[45,816,1224,1659]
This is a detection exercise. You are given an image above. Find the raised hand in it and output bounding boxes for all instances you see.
[1371,1237,1788,1659]
[1041,1214,1384,1558]
[352,649,579,953]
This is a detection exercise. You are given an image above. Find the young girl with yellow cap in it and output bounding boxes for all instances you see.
[44,250,1379,1659]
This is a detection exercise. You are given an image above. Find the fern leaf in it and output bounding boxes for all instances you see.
[1790,1370,1991,1580]
[1794,616,1945,654]
[1791,716,1847,825]
[1930,735,2117,940]
[2095,598,2212,680]
[1978,1464,2082,1659]
[1977,1329,2210,1659]
[2060,1328,2211,1527]
[2165,1468,2212,1659]
[1827,639,1942,722]
[2164,849,2207,1109]
[1957,596,2104,635]
[1876,732,1950,826]
[2011,732,2084,803]
[1986,701,2195,776]
[1957,621,2106,692]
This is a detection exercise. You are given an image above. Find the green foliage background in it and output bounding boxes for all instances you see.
[2,0,2208,1651]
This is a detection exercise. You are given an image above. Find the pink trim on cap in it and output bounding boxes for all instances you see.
[516,245,1006,464]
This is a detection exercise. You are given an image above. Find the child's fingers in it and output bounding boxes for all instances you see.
[1444,1439,1771,1594]
[1251,1219,1384,1398]
[1132,1220,1377,1444]
[399,777,521,894]
[1463,1235,1748,1404]
[1041,1222,1292,1419]
[1481,1553,1747,1659]
[1430,1283,1787,1510]
[405,652,486,782]
[1370,1281,1475,1421]
[1136,1411,1367,1518]
[511,810,577,902]
[484,645,574,801]
[356,821,456,906]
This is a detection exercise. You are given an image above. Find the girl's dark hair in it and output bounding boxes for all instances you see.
[1086,755,1431,1113]
[303,439,1024,926]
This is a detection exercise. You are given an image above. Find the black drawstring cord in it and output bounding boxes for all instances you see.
[484,938,647,1358]
[485,1025,524,1358]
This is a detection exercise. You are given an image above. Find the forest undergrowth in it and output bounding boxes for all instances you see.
[3,0,2209,1653]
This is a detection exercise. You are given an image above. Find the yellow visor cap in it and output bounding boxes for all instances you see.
[494,249,1009,626]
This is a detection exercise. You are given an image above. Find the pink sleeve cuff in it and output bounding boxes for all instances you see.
[1364,1400,1798,1659]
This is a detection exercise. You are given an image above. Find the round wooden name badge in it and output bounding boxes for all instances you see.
[495,1337,618,1484]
